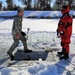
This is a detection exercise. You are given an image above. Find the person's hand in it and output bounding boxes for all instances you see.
[56,29,60,38]
[16,34,19,39]
[60,31,64,35]
[56,29,59,36]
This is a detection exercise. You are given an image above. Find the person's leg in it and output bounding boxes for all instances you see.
[7,39,19,60]
[20,34,32,53]
[60,43,69,60]
[57,41,65,55]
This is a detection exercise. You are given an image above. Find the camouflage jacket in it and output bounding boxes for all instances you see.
[12,15,23,37]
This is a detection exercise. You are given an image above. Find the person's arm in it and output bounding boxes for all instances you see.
[13,18,22,34]
[13,18,22,39]
[61,16,73,36]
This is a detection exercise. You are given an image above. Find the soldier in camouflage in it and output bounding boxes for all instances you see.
[7,7,32,60]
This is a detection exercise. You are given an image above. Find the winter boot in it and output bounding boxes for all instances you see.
[57,48,66,55]
[24,49,32,53]
[59,53,69,60]
[7,51,14,61]
[10,55,14,61]
[57,52,64,55]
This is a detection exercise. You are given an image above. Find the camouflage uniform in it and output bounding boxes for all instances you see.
[8,15,28,55]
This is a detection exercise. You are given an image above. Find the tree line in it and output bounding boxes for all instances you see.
[0,0,75,11]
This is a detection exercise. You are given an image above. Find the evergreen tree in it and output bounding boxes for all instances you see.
[34,0,51,10]
[21,0,32,10]
[0,2,2,11]
[56,0,62,10]
[71,0,75,10]
[52,2,58,10]
[6,0,14,10]
[56,0,74,10]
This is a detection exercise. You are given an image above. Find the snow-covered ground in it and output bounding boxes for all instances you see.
[0,11,75,75]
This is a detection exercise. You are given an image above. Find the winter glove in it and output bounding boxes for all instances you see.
[56,29,60,38]
[61,41,63,46]
[21,31,26,36]
[56,29,58,36]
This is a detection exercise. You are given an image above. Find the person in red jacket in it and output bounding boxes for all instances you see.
[57,1,73,59]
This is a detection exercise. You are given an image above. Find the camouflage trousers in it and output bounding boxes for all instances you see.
[8,34,28,55]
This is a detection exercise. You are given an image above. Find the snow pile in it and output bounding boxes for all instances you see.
[28,62,58,75]
[0,60,58,75]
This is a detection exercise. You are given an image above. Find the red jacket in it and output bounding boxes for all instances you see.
[58,14,73,43]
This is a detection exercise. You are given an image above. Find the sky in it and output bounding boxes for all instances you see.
[0,0,55,7]
[0,0,23,7]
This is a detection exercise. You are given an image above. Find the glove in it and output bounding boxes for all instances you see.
[56,29,60,38]
[56,29,59,36]
[61,41,63,46]
[21,31,26,36]
[60,31,64,35]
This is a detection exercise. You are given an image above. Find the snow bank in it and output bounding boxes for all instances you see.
[0,10,74,17]
[0,60,58,75]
